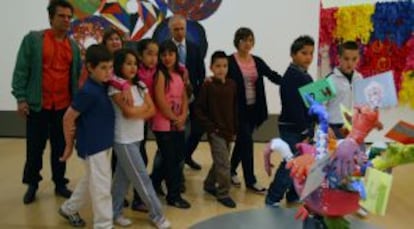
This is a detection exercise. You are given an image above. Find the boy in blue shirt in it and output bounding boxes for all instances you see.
[58,44,115,229]
[266,35,315,207]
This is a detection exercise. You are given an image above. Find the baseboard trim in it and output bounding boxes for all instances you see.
[0,111,279,141]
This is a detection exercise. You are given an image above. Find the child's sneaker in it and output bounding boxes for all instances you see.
[153,217,171,229]
[115,215,132,227]
[58,207,86,227]
[217,197,236,208]
[203,186,217,197]
[265,197,280,208]
[231,175,241,187]
[356,206,369,218]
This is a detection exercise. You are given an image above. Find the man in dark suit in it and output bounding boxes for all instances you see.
[169,15,206,170]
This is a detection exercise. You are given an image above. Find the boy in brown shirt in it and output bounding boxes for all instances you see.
[194,51,238,208]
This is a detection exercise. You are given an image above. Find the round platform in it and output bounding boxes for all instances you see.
[190,207,380,229]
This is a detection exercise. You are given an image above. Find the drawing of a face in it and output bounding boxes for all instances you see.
[364,81,383,108]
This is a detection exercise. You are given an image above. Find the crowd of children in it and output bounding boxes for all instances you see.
[15,4,371,229]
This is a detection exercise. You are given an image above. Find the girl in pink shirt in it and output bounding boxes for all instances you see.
[152,40,191,209]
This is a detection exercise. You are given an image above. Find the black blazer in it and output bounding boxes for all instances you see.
[184,40,206,97]
[228,55,281,128]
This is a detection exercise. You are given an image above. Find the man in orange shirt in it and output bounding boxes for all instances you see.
[11,0,81,204]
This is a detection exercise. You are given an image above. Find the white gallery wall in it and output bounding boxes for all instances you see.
[1,0,412,142]
[0,0,320,113]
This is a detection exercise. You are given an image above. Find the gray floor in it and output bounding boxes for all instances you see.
[190,207,380,229]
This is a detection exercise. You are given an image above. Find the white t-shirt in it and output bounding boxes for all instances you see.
[108,82,147,144]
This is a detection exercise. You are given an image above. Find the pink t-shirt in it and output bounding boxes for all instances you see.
[234,54,258,105]
[137,64,156,98]
[152,71,185,132]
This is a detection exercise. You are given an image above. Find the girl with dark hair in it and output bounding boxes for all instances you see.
[110,48,171,228]
[151,40,191,209]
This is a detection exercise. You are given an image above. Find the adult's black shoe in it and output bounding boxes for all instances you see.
[217,197,236,208]
[167,198,191,209]
[23,185,38,204]
[185,159,202,170]
[55,186,72,198]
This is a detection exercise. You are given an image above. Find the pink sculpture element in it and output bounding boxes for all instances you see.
[289,105,382,219]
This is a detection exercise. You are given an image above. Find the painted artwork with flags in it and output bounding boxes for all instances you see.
[67,0,221,59]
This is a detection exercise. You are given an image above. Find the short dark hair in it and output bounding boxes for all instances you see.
[338,41,359,56]
[233,27,255,49]
[47,0,74,19]
[102,28,124,46]
[85,44,113,68]
[210,50,228,66]
[290,35,314,55]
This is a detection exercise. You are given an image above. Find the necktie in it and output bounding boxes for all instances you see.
[178,43,186,65]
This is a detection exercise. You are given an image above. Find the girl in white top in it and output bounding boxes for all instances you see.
[109,48,170,229]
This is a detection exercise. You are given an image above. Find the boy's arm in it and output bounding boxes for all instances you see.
[233,82,239,136]
[194,82,216,133]
[60,107,80,161]
[285,74,310,131]
[154,71,179,122]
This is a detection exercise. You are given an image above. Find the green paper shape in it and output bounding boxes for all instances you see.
[360,168,393,215]
[299,77,337,107]
[324,217,350,229]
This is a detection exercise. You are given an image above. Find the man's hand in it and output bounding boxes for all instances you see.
[60,146,73,162]
[17,101,29,117]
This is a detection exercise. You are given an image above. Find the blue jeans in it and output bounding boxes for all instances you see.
[266,129,304,204]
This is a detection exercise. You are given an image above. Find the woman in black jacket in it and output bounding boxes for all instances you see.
[229,27,282,193]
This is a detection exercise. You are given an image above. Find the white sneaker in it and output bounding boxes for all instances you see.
[231,175,241,187]
[356,207,369,218]
[247,182,267,194]
[154,217,171,229]
[115,215,132,227]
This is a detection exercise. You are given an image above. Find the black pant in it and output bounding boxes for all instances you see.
[266,128,303,203]
[23,109,69,187]
[184,104,204,160]
[230,105,257,186]
[153,131,185,202]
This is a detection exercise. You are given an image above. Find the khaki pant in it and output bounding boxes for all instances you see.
[204,133,231,199]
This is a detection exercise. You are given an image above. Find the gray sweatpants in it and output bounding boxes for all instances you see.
[112,141,164,222]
